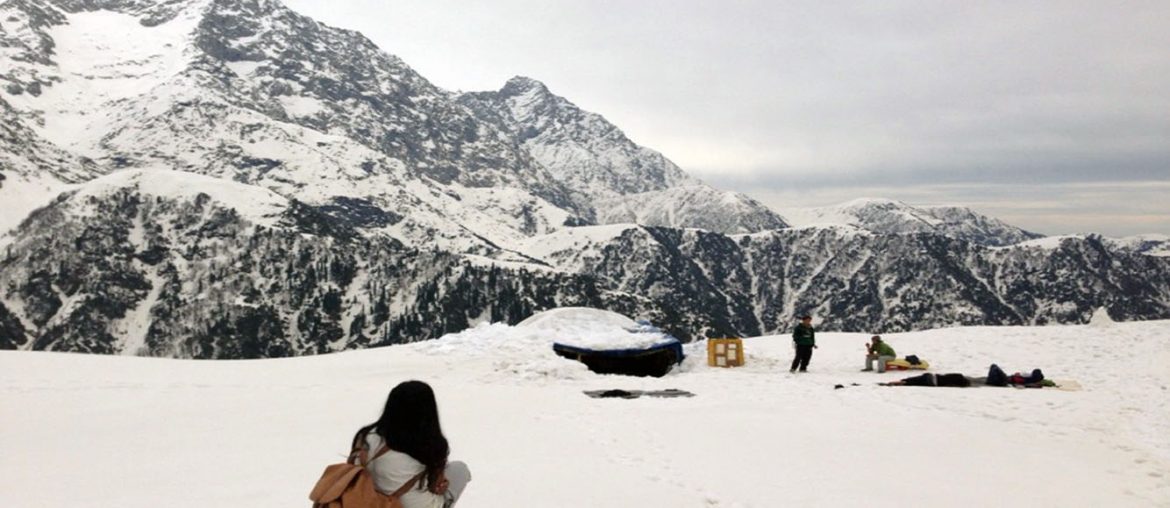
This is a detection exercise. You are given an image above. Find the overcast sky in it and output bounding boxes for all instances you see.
[283,0,1169,237]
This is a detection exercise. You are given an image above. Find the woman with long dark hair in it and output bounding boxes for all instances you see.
[353,380,471,508]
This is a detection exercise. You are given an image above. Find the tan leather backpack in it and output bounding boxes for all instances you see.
[309,442,423,508]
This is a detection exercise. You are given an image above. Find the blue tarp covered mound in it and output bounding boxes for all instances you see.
[519,307,684,378]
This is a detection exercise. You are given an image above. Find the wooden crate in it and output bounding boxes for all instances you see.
[707,338,744,367]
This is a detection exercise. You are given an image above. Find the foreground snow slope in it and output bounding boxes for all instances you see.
[2,320,1169,507]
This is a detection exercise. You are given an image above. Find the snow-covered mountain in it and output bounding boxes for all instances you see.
[593,185,788,235]
[0,101,95,233]
[461,76,697,199]
[1,0,1168,357]
[781,198,1042,246]
[0,169,680,354]
[1,0,593,253]
[7,180,1164,355]
[459,76,789,234]
[1105,234,1170,257]
[513,224,1170,335]
[1,0,786,246]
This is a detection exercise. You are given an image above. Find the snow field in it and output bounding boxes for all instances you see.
[2,319,1169,507]
[10,6,206,155]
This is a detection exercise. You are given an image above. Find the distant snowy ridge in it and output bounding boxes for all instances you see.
[514,224,1170,335]
[780,197,1043,246]
[11,175,1165,358]
[595,185,788,235]
[1106,234,1170,257]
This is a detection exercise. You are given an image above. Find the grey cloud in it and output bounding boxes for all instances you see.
[699,150,1170,189]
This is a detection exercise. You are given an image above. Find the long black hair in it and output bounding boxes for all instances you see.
[353,380,450,490]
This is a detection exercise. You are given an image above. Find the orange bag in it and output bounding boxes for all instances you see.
[310,442,423,508]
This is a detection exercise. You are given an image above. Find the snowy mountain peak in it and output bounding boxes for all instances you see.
[499,75,550,97]
[457,76,788,233]
[839,197,907,209]
[460,77,698,196]
[781,198,1042,246]
[2,0,594,249]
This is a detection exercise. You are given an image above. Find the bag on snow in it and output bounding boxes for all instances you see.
[309,441,423,508]
[905,355,921,365]
[986,364,1008,386]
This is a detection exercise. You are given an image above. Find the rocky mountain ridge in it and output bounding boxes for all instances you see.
[780,198,1043,247]
[459,76,790,234]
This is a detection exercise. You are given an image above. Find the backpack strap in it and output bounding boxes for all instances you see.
[350,430,425,498]
[372,444,393,464]
[354,443,392,467]
[388,472,426,499]
[349,430,394,465]
[350,428,393,466]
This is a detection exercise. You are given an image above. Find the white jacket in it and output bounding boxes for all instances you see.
[363,433,445,508]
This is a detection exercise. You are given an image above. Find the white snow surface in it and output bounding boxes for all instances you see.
[1089,307,1116,327]
[779,197,959,234]
[6,6,207,156]
[0,172,72,236]
[595,185,786,234]
[518,306,639,330]
[1109,234,1170,257]
[73,168,289,226]
[514,307,676,350]
[507,223,636,267]
[779,197,903,228]
[3,318,1169,507]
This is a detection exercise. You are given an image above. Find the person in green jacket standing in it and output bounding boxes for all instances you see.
[863,335,896,373]
[790,315,817,373]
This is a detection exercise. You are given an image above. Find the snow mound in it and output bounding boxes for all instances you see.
[518,307,676,350]
[1089,307,1115,327]
[517,306,639,330]
[412,307,681,381]
[413,322,593,381]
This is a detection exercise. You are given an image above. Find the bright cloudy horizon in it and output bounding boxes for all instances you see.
[283,0,1169,237]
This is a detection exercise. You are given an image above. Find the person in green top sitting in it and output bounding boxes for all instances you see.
[863,335,896,373]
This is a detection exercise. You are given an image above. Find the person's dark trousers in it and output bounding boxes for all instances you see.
[791,345,813,371]
[901,373,937,386]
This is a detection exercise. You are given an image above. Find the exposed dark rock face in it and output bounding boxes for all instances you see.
[0,302,29,349]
